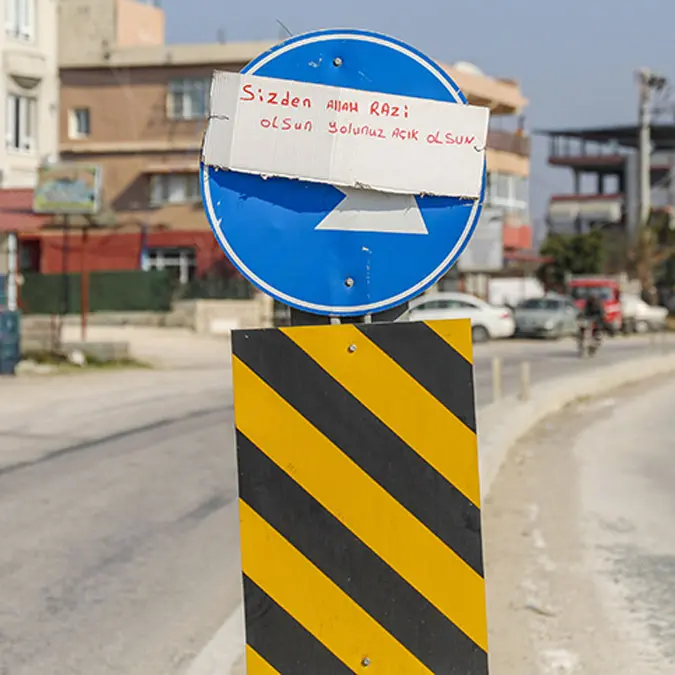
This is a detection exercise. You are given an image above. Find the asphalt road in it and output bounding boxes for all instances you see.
[0,333,669,674]
[472,332,670,406]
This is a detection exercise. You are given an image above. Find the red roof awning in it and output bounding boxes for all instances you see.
[0,188,50,234]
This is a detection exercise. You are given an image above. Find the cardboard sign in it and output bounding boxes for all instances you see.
[202,72,490,199]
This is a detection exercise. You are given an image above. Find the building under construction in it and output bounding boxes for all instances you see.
[538,123,675,238]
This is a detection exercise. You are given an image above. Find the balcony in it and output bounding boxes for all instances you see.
[487,129,530,157]
[547,194,624,231]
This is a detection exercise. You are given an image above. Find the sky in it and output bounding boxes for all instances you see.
[161,0,675,238]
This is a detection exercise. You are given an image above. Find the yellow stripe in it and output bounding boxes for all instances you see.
[233,357,487,652]
[423,318,473,364]
[241,502,432,674]
[281,324,480,508]
[246,645,280,674]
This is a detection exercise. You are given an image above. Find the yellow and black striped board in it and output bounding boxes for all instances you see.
[232,318,488,674]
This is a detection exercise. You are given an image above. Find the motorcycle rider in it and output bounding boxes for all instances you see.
[581,294,605,337]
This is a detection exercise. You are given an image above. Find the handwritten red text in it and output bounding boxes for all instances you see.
[260,116,313,132]
[326,99,359,113]
[426,132,476,146]
[241,84,312,109]
[391,127,419,141]
[369,101,409,119]
[328,121,386,139]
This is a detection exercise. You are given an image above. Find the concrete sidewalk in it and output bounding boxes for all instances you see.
[61,325,232,370]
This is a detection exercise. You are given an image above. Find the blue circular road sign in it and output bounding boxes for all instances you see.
[201,29,487,316]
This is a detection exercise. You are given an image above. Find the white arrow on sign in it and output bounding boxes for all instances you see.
[314,187,428,235]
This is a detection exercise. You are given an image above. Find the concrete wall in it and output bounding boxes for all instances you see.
[172,295,274,334]
[22,295,275,334]
[58,0,116,64]
[115,0,164,48]
[58,0,164,64]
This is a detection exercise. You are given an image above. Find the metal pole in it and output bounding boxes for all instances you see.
[61,216,70,317]
[518,361,531,401]
[637,69,668,235]
[637,69,652,232]
[7,232,17,311]
[80,227,89,342]
[491,356,502,403]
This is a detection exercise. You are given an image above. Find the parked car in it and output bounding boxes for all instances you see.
[621,295,669,333]
[513,295,580,339]
[401,292,515,342]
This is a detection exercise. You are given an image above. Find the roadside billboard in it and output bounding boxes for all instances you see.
[32,164,102,215]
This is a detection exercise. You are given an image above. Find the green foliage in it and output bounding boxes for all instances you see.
[536,230,605,290]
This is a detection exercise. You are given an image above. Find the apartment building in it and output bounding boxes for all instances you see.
[0,0,59,301]
[21,0,531,284]
[448,61,531,272]
[540,124,675,237]
[1,0,59,187]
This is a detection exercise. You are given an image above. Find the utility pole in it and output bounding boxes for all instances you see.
[636,68,667,234]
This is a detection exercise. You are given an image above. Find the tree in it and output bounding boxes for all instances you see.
[536,230,604,291]
[627,210,675,305]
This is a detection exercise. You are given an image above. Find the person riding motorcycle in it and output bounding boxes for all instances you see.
[581,295,605,336]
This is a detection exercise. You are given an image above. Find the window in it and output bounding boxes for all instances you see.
[166,78,210,120]
[570,286,613,302]
[417,300,446,310]
[486,172,529,220]
[518,298,561,311]
[146,247,197,285]
[6,94,35,152]
[6,0,34,40]
[68,108,90,139]
[149,173,200,206]
[455,300,480,309]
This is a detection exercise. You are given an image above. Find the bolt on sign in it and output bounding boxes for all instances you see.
[232,320,487,673]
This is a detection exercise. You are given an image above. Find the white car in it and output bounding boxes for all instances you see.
[621,295,669,333]
[401,292,515,342]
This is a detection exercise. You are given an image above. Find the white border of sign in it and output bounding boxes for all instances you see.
[202,31,483,315]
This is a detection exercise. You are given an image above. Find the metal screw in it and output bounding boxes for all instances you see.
[345,277,354,287]
[362,657,371,667]
[333,57,343,67]
[348,344,357,353]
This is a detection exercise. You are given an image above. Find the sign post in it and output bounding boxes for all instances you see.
[201,29,491,673]
[33,163,102,342]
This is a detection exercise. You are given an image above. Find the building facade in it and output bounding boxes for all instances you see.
[0,0,59,308]
[0,0,59,188]
[540,124,675,238]
[22,0,531,286]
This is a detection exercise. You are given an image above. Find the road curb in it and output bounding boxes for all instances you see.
[183,603,245,675]
[478,351,675,500]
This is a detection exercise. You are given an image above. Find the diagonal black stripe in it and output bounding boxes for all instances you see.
[239,433,488,673]
[243,575,352,675]
[358,322,476,432]
[232,329,484,577]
